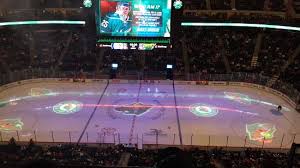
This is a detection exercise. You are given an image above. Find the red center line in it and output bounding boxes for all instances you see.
[81,104,185,109]
[78,104,257,115]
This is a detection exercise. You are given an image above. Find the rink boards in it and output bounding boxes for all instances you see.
[0,78,299,148]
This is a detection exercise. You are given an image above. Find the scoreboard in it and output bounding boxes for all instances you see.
[95,0,171,48]
[97,43,168,50]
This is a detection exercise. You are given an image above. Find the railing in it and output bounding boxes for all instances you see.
[0,69,299,104]
[1,130,300,149]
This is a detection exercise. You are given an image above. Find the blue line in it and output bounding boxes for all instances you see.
[77,81,109,144]
[173,81,183,145]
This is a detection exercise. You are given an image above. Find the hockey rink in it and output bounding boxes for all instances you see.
[0,80,299,148]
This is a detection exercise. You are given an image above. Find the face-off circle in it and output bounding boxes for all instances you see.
[0,119,24,131]
[189,103,219,117]
[224,92,252,105]
[53,100,83,114]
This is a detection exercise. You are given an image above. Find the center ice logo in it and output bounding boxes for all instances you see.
[114,102,153,116]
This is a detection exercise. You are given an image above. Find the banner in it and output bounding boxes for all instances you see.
[208,81,227,86]
[156,80,173,85]
[142,80,155,84]
[58,78,72,82]
[228,82,242,86]
[174,81,196,85]
[89,79,108,84]
[196,81,208,85]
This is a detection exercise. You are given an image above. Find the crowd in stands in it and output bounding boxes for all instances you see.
[0,27,30,72]
[32,29,70,69]
[184,0,207,10]
[236,0,286,11]
[183,25,299,88]
[0,4,300,168]
[183,27,226,74]
[0,8,299,99]
[222,28,257,72]
[258,30,299,76]
[0,138,293,168]
[295,0,300,13]
[0,138,124,167]
[190,148,288,168]
[183,0,286,11]
[281,56,300,91]
[0,0,287,13]
[0,8,83,21]
[183,11,292,25]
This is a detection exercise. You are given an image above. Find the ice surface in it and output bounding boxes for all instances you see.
[0,82,299,148]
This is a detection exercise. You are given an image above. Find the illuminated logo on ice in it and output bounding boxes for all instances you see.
[114,102,153,116]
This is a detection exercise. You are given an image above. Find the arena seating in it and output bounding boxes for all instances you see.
[0,138,292,168]
[0,27,30,72]
[280,56,300,91]
[257,30,299,76]
[0,6,300,168]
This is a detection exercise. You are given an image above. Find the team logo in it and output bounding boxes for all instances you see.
[114,102,152,116]
[53,100,83,115]
[83,0,92,8]
[109,99,165,120]
[246,123,276,143]
[224,92,252,105]
[101,20,109,28]
[0,119,24,131]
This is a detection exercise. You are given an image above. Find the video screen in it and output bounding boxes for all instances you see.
[96,0,171,37]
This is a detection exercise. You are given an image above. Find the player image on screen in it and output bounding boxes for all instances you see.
[100,2,132,36]
[97,0,171,38]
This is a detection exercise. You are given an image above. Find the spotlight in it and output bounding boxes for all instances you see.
[166,64,173,80]
[112,63,118,69]
[166,64,173,69]
[110,63,118,79]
